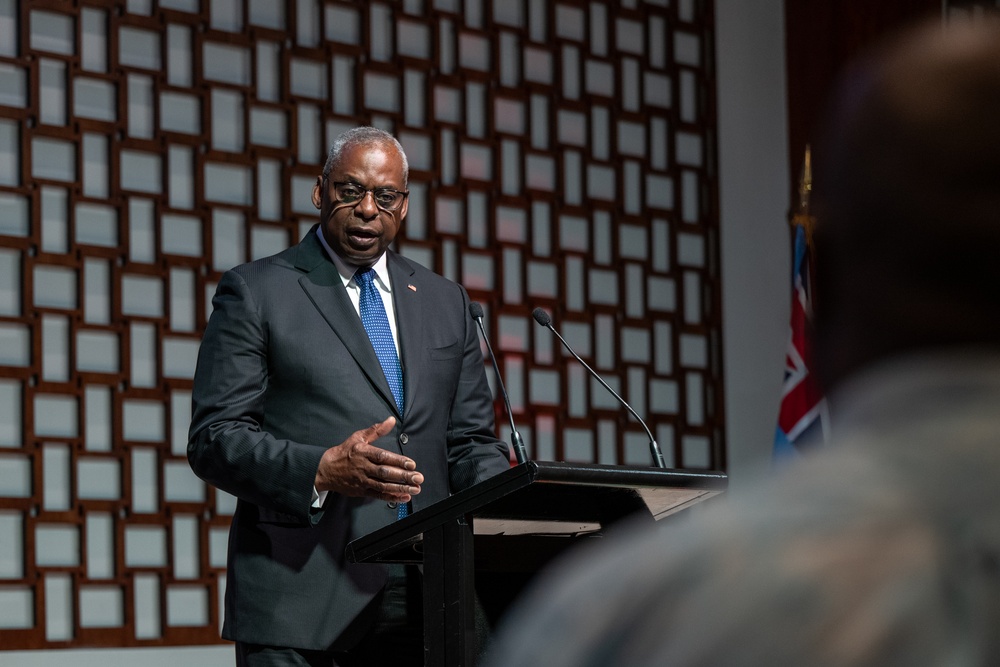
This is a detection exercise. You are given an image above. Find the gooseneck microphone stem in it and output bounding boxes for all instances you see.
[470,302,529,464]
[532,308,667,469]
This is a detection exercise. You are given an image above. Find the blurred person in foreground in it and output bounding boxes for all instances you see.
[485,18,1000,667]
[189,126,510,666]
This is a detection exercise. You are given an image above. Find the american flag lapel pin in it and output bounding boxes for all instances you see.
[407,284,417,292]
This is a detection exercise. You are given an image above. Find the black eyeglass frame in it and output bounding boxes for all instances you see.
[326,178,410,212]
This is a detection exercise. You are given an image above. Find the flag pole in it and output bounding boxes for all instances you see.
[790,145,815,245]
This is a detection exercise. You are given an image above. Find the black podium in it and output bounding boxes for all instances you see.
[347,460,727,666]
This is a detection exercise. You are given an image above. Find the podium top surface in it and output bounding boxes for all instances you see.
[347,460,727,564]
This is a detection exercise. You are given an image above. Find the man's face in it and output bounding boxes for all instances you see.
[312,142,408,266]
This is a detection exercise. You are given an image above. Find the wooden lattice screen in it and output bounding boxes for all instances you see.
[0,0,722,650]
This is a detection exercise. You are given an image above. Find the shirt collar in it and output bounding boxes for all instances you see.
[315,226,392,291]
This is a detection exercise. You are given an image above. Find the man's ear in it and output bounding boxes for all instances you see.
[312,176,323,209]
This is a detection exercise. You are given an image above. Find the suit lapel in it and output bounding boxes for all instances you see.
[387,252,422,417]
[293,230,400,418]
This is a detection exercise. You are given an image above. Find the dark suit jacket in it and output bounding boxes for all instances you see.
[188,226,510,650]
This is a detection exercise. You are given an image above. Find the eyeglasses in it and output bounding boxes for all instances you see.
[331,180,409,212]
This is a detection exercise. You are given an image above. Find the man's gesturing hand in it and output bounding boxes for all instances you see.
[314,416,423,502]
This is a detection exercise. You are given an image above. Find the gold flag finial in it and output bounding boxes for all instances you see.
[791,145,816,244]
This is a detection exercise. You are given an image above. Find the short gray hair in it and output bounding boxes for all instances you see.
[322,126,409,186]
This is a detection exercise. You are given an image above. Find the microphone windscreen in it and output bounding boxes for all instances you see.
[532,307,551,326]
[469,302,485,319]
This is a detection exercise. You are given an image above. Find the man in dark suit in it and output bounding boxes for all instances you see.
[188,126,511,666]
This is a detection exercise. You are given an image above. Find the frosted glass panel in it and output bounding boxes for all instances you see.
[205,163,251,206]
[257,159,281,221]
[84,258,111,324]
[79,586,123,628]
[0,194,28,236]
[644,72,671,107]
[364,72,400,112]
[81,8,107,72]
[256,41,280,102]
[123,399,164,443]
[0,249,18,315]
[135,574,161,639]
[130,322,157,388]
[45,574,73,641]
[167,586,208,626]
[587,164,615,201]
[39,59,67,126]
[212,208,246,270]
[78,458,121,500]
[34,265,76,309]
[0,120,19,186]
[76,330,119,373]
[0,380,22,447]
[122,274,163,317]
[211,0,243,32]
[0,512,25,578]
[73,76,118,121]
[250,107,287,148]
[209,525,228,568]
[290,58,327,99]
[173,515,200,579]
[0,324,28,367]
[131,448,159,513]
[164,461,205,502]
[555,5,584,40]
[459,32,489,71]
[82,133,109,198]
[686,373,705,426]
[119,26,161,70]
[30,10,75,55]
[326,4,360,44]
[203,42,250,85]
[169,270,196,333]
[84,385,112,451]
[128,74,154,138]
[41,187,69,253]
[251,225,288,261]
[460,143,492,180]
[169,145,195,209]
[170,390,192,455]
[32,137,76,182]
[120,150,162,193]
[129,198,156,262]
[162,337,199,379]
[297,104,320,164]
[332,56,355,114]
[125,525,166,566]
[399,20,431,59]
[585,59,614,97]
[36,523,78,566]
[0,454,31,498]
[34,394,78,438]
[212,89,244,152]
[41,322,69,379]
[249,0,285,28]
[160,92,200,134]
[683,271,701,324]
[167,23,192,87]
[681,333,708,368]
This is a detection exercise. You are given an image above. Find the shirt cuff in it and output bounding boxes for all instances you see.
[312,487,329,508]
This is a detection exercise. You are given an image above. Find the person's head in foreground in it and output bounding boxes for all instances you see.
[484,17,1000,667]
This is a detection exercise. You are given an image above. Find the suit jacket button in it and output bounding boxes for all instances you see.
[398,432,409,445]
[387,501,398,509]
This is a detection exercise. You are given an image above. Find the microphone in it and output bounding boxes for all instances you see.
[469,302,529,464]
[531,307,667,468]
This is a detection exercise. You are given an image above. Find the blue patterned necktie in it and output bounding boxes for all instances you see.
[355,267,404,414]
[354,267,409,520]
